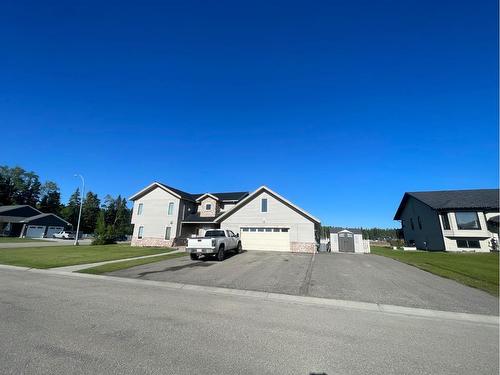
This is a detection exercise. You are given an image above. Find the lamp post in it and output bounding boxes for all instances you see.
[74,174,85,246]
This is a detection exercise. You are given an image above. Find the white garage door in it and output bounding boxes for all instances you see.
[26,225,46,238]
[46,226,64,238]
[240,227,290,252]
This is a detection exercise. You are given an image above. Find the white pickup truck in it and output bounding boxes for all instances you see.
[186,229,242,261]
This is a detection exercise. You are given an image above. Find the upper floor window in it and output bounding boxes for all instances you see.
[410,218,415,230]
[167,202,174,216]
[137,203,143,215]
[261,198,268,213]
[455,212,481,230]
[138,226,144,239]
[206,203,212,210]
[417,216,422,230]
[441,213,451,230]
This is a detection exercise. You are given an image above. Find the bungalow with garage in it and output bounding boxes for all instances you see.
[0,205,71,238]
[394,189,499,252]
[129,182,321,253]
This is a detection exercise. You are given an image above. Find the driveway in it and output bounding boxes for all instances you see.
[108,251,499,315]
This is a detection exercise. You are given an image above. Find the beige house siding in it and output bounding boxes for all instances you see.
[442,211,497,252]
[220,191,317,252]
[130,187,181,247]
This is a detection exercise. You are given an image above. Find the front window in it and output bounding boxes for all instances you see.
[441,213,451,230]
[204,230,226,237]
[168,202,174,216]
[456,239,481,249]
[137,203,143,215]
[138,226,144,239]
[165,227,171,240]
[261,198,268,212]
[417,216,422,230]
[206,203,212,210]
[455,212,481,230]
[410,218,415,230]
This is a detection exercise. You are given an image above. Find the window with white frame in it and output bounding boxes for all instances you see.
[168,202,174,216]
[165,227,171,240]
[138,226,144,239]
[137,203,143,215]
[206,203,212,210]
[455,212,481,230]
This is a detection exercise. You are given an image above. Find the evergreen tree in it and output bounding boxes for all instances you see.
[81,192,100,234]
[61,188,81,228]
[38,181,61,214]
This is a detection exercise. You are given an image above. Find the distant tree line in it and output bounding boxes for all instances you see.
[0,166,132,243]
[320,226,402,240]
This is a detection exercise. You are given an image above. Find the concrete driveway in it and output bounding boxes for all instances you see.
[108,251,499,315]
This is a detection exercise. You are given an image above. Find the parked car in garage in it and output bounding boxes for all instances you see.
[186,229,242,261]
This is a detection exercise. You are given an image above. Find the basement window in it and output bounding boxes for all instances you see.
[456,239,481,249]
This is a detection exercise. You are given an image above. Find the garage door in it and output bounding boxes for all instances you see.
[46,226,64,238]
[240,227,290,251]
[26,225,46,238]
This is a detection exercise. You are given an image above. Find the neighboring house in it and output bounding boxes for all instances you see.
[394,189,499,252]
[129,182,321,253]
[330,227,370,253]
[0,205,71,238]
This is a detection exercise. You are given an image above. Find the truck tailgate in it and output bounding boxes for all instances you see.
[187,238,213,249]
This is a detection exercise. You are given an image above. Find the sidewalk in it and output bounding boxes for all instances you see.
[49,248,184,272]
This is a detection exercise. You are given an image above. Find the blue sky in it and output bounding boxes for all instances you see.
[1,0,498,228]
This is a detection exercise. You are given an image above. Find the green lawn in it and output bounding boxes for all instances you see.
[0,237,46,243]
[0,244,174,269]
[371,246,499,296]
[78,252,187,274]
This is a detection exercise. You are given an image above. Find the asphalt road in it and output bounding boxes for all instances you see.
[0,268,498,375]
[109,251,499,315]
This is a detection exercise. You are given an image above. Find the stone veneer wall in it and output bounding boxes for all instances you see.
[290,242,316,253]
[131,237,173,247]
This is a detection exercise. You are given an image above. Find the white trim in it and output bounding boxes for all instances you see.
[129,182,182,201]
[196,193,220,202]
[215,186,321,224]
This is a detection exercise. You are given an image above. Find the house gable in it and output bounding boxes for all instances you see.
[216,186,320,225]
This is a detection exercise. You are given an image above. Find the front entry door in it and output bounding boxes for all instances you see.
[338,232,354,252]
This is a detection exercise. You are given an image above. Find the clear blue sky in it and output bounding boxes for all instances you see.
[1,0,498,228]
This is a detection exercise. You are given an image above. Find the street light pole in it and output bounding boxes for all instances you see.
[74,174,85,246]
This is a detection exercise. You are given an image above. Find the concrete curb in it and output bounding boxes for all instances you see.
[0,264,498,325]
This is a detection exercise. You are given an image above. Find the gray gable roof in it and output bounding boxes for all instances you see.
[394,189,499,220]
[0,205,42,217]
[330,227,363,234]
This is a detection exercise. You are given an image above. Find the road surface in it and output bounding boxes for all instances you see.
[0,268,498,375]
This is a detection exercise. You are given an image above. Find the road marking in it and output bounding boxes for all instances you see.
[0,264,498,325]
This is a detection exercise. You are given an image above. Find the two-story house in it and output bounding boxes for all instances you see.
[129,182,321,253]
[394,189,499,252]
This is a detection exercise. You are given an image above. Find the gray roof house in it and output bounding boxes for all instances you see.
[0,205,71,238]
[129,182,321,253]
[394,189,499,252]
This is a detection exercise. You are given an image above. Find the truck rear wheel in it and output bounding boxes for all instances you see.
[216,245,225,261]
[190,253,199,260]
[236,242,242,254]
